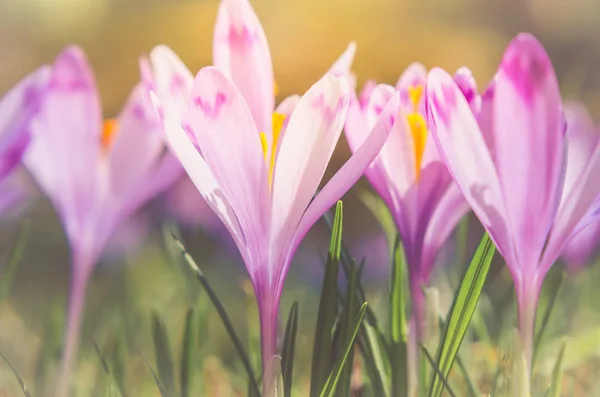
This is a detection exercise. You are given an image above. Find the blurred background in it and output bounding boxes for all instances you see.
[1,0,600,395]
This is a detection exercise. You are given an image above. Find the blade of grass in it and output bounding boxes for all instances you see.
[320,302,368,397]
[152,311,176,395]
[533,271,565,367]
[549,340,567,397]
[138,345,169,397]
[181,307,197,397]
[390,235,408,397]
[335,261,360,397]
[420,346,457,397]
[360,323,390,396]
[112,323,128,396]
[92,339,124,397]
[170,234,261,397]
[0,220,30,302]
[310,201,344,397]
[428,233,495,397]
[281,302,299,397]
[0,350,32,397]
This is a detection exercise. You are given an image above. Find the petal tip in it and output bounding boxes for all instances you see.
[50,46,95,92]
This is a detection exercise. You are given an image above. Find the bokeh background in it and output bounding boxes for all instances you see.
[1,0,600,395]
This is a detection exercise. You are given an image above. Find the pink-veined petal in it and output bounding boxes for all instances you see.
[327,41,357,77]
[453,67,481,114]
[492,33,566,270]
[0,66,51,179]
[285,92,401,284]
[213,0,274,136]
[187,66,270,266]
[426,67,516,268]
[24,46,103,242]
[540,142,600,274]
[396,62,428,111]
[561,102,599,201]
[269,74,350,279]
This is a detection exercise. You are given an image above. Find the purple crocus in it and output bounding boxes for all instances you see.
[344,64,476,341]
[0,64,49,181]
[23,46,182,396]
[426,33,600,369]
[560,102,600,273]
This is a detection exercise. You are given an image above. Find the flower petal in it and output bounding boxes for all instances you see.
[561,216,600,272]
[187,66,270,262]
[213,0,274,136]
[426,67,515,267]
[396,62,427,111]
[561,102,599,201]
[24,46,103,241]
[269,74,350,279]
[286,91,401,281]
[326,41,357,91]
[492,33,566,269]
[0,66,50,179]
[274,94,300,138]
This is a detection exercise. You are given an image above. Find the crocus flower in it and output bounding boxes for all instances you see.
[0,64,50,180]
[426,33,600,370]
[23,46,182,396]
[560,103,600,272]
[345,65,475,341]
[145,0,374,393]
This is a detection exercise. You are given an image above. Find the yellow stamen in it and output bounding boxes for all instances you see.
[408,84,423,112]
[407,113,427,180]
[260,112,286,189]
[102,119,118,149]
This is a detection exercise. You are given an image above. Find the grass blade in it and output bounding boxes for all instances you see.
[170,233,261,397]
[281,302,299,397]
[334,261,360,397]
[428,233,495,397]
[152,311,175,395]
[320,302,368,397]
[549,340,567,397]
[0,220,30,302]
[390,235,408,397]
[0,350,32,397]
[92,339,124,397]
[310,201,343,396]
[138,345,169,397]
[180,307,197,397]
[420,346,457,397]
[360,323,390,396]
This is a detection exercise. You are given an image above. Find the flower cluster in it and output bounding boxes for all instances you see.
[1,0,599,395]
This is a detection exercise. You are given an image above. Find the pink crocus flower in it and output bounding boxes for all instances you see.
[426,33,600,369]
[23,46,182,396]
[345,65,476,341]
[560,102,600,273]
[0,64,50,180]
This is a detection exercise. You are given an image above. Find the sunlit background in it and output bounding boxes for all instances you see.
[2,0,600,395]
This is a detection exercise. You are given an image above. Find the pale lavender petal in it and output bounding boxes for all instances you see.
[561,216,600,272]
[492,33,566,271]
[453,67,481,114]
[426,68,516,268]
[396,62,428,111]
[213,0,274,136]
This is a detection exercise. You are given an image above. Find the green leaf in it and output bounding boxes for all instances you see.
[180,307,198,397]
[152,311,176,395]
[390,235,408,397]
[320,302,367,397]
[0,350,32,397]
[138,345,170,397]
[0,220,30,302]
[170,233,261,397]
[281,302,299,397]
[310,201,343,397]
[549,340,567,397]
[92,339,124,397]
[358,189,396,253]
[360,323,390,397]
[420,346,457,397]
[428,233,495,397]
[334,261,360,397]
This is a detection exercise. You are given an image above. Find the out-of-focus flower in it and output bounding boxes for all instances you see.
[345,65,475,341]
[145,1,370,393]
[23,46,182,397]
[560,102,600,273]
[426,33,600,372]
[0,168,35,217]
[0,64,49,181]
